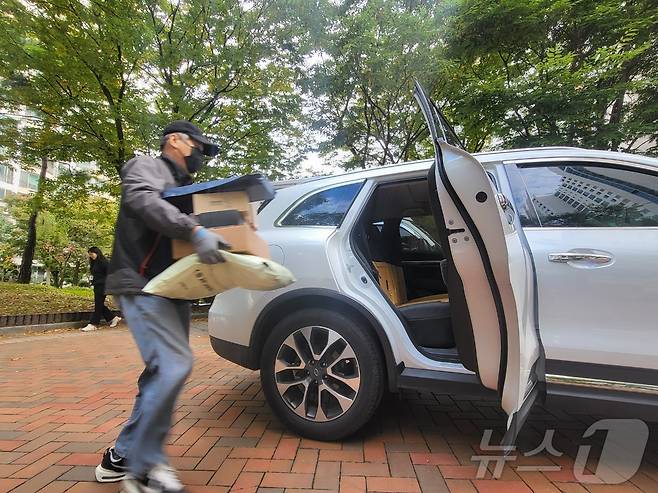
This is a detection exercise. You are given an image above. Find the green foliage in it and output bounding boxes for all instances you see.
[0,214,18,279]
[0,0,655,290]
[142,1,312,180]
[35,186,118,287]
[0,0,310,181]
[2,195,30,256]
[309,0,449,168]
[309,0,657,164]
[2,177,118,287]
[1,0,656,177]
[444,0,658,153]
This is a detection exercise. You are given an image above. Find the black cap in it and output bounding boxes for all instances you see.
[162,120,219,157]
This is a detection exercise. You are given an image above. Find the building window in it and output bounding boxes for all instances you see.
[19,171,40,191]
[0,164,14,184]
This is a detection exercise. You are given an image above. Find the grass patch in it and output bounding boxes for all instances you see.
[0,282,116,315]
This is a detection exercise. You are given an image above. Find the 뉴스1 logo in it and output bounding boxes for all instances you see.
[471,419,648,484]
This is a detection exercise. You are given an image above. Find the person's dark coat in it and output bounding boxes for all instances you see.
[106,155,199,295]
[90,256,109,286]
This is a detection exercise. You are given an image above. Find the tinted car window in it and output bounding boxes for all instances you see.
[517,164,658,227]
[280,182,362,226]
[400,216,442,254]
[506,165,541,227]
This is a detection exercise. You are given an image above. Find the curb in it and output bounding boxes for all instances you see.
[0,312,94,328]
[0,311,209,337]
[0,320,88,336]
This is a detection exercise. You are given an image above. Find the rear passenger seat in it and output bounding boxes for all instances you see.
[373,260,455,349]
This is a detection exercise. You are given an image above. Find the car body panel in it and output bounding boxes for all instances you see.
[208,227,338,347]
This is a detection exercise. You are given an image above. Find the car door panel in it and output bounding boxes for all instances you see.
[504,161,658,373]
[414,81,545,440]
[526,227,658,370]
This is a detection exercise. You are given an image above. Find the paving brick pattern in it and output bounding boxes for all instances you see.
[0,324,657,493]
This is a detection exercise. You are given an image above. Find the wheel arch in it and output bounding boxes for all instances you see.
[248,288,399,392]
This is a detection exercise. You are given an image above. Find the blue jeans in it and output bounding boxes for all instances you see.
[113,295,193,477]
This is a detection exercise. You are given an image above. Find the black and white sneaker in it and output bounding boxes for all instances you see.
[95,447,128,483]
[122,464,186,493]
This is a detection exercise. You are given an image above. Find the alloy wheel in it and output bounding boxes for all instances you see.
[274,325,361,422]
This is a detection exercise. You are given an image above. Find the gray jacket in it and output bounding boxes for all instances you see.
[106,155,199,295]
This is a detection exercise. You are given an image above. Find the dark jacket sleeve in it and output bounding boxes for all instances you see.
[90,259,108,285]
[121,156,199,240]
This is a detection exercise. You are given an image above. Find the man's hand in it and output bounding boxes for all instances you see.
[191,227,231,264]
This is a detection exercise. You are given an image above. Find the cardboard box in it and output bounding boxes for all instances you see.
[172,190,269,259]
[193,192,257,228]
[373,261,407,305]
[172,224,270,259]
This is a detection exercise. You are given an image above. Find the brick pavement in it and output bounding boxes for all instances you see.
[0,323,656,493]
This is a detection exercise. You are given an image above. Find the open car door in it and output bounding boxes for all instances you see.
[414,81,545,445]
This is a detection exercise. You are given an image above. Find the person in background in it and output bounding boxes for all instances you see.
[81,246,122,332]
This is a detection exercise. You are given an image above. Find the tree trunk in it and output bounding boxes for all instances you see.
[17,211,38,284]
[73,259,81,285]
[17,156,49,284]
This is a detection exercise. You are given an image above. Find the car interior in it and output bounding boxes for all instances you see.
[352,177,462,361]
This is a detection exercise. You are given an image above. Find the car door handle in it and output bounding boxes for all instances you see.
[548,252,612,264]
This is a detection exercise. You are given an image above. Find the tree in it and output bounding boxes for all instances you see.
[0,214,18,282]
[307,0,657,163]
[143,1,313,179]
[35,210,72,288]
[2,173,117,287]
[0,0,311,184]
[38,178,118,286]
[16,156,49,283]
[2,194,31,281]
[443,0,658,153]
[0,0,153,178]
[309,0,449,169]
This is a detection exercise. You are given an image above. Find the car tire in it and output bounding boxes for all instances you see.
[260,308,384,440]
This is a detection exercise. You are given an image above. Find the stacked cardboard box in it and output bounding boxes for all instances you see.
[164,174,275,260]
[171,191,270,259]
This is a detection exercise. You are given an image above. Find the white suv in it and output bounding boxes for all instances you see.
[208,83,658,442]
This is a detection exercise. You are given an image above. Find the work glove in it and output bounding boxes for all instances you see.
[191,227,231,264]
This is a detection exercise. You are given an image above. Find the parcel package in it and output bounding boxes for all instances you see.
[172,191,269,259]
[143,251,295,300]
[163,174,275,259]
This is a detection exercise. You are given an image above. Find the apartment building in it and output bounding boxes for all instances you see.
[0,160,60,205]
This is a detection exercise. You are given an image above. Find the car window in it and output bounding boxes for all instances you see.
[516,164,658,227]
[506,165,541,227]
[400,216,442,254]
[279,182,363,227]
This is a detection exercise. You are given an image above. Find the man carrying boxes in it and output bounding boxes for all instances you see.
[96,121,237,493]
